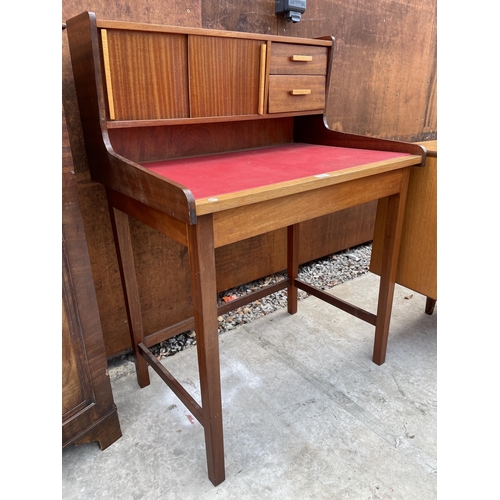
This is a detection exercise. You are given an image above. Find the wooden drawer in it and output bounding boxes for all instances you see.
[269,43,327,75]
[268,75,325,113]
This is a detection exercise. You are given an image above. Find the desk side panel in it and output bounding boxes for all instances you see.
[294,115,427,164]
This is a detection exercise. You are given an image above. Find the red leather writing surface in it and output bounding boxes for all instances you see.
[142,143,408,199]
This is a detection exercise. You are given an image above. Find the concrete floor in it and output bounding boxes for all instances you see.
[62,273,437,499]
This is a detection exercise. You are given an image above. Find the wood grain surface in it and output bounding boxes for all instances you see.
[370,140,437,299]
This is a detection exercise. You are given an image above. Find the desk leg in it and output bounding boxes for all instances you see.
[287,224,300,314]
[425,297,437,315]
[373,168,410,366]
[108,204,150,388]
[188,215,225,486]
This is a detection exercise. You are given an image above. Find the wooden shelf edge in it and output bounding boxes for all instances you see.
[107,111,324,129]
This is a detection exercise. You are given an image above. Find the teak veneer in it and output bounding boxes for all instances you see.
[67,11,426,486]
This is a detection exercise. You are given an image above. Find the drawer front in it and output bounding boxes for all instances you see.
[270,43,328,75]
[268,75,325,113]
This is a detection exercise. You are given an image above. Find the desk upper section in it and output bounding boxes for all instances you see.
[74,14,333,127]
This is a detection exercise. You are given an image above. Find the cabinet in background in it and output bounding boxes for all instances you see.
[62,105,122,450]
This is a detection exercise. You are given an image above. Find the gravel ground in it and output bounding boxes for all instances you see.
[110,242,372,364]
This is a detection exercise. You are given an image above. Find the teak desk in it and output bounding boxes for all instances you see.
[67,12,426,486]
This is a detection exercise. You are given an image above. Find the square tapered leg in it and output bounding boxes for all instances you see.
[373,168,411,365]
[108,202,150,388]
[187,215,225,486]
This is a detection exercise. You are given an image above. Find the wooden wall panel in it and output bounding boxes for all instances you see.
[63,0,436,357]
[324,0,437,141]
[201,0,277,34]
[204,0,437,142]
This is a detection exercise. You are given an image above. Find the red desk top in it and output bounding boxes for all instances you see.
[142,143,409,200]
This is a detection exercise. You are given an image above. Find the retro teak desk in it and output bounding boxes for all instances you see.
[67,12,426,486]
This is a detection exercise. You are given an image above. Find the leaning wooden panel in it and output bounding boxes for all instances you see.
[62,103,122,450]
[370,140,437,300]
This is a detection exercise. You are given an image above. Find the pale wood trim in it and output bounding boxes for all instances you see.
[264,41,272,112]
[195,155,422,216]
[258,44,267,115]
[291,55,313,62]
[96,19,333,46]
[100,29,115,120]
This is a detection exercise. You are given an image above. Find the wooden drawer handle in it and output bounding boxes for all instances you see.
[290,89,311,96]
[291,55,313,62]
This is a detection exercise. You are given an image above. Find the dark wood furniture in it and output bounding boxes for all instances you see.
[62,104,122,450]
[66,11,426,485]
[371,140,437,313]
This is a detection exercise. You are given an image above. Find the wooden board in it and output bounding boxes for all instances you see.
[370,141,437,299]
